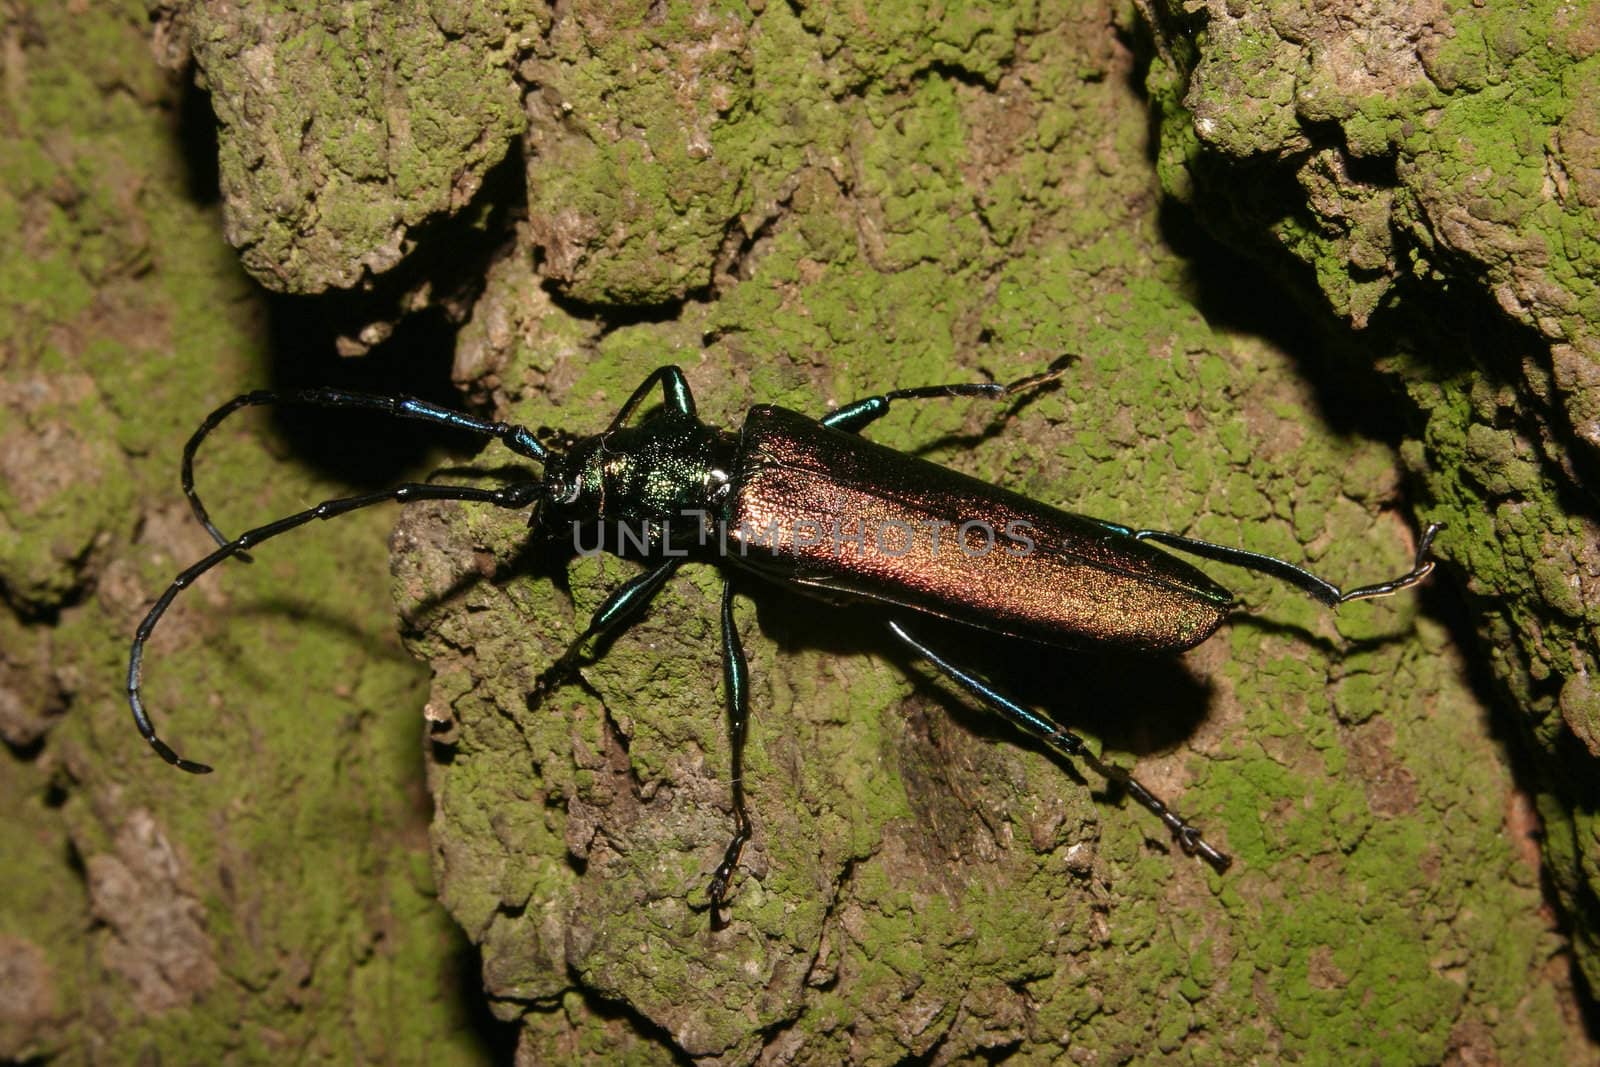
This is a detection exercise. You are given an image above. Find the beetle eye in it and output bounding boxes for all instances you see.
[556,480,582,505]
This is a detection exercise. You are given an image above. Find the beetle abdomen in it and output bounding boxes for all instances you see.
[725,406,1231,653]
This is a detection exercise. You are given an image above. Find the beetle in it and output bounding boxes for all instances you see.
[128,360,1440,920]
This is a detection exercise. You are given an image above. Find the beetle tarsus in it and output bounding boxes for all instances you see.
[1130,519,1445,609]
[148,734,213,775]
[707,832,748,930]
[1336,521,1444,603]
[1102,763,1232,872]
[997,352,1078,394]
[1178,826,1232,872]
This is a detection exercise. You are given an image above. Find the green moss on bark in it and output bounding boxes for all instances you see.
[8,0,1590,1061]
[0,3,491,1062]
[390,0,1592,1061]
[1142,0,1600,995]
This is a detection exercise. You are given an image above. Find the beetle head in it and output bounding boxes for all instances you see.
[535,432,609,530]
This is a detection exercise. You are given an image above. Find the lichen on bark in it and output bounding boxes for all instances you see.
[5,0,1597,1063]
[0,3,493,1062]
[1142,0,1600,997]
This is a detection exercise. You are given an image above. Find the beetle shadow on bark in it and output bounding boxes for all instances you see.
[742,587,1215,876]
[746,587,1213,761]
[163,74,532,608]
[891,615,1213,758]
[212,599,423,685]
[1154,196,1412,446]
[243,150,528,489]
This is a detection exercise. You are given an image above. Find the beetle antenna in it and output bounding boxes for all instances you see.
[130,479,542,773]
[182,389,549,558]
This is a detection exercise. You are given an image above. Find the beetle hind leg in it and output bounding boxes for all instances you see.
[1128,522,1443,608]
[886,620,1232,873]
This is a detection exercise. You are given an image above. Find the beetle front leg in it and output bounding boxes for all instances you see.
[886,620,1232,872]
[820,354,1075,434]
[707,579,753,927]
[534,559,682,697]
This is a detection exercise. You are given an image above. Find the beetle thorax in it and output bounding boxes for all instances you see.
[541,414,735,532]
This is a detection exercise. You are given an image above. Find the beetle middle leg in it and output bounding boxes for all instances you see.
[885,619,1233,872]
[707,580,752,927]
[820,354,1076,433]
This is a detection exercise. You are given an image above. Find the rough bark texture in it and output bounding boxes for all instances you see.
[1141,0,1600,1002]
[2,0,1597,1064]
[0,3,492,1062]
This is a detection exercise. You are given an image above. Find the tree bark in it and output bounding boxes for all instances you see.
[2,0,1594,1063]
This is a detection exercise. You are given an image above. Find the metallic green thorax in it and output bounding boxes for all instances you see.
[538,413,739,539]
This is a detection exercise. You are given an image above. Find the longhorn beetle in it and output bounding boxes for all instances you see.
[129,359,1440,922]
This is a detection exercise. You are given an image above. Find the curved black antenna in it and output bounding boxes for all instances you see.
[129,480,542,773]
[182,389,550,556]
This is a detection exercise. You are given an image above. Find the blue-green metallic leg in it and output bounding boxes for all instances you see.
[886,619,1232,872]
[537,559,683,694]
[707,579,752,926]
[820,354,1075,433]
[609,365,697,431]
[1115,522,1443,606]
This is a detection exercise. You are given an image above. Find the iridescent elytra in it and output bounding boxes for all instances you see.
[127,360,1441,924]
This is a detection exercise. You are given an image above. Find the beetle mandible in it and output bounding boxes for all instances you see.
[128,359,1441,922]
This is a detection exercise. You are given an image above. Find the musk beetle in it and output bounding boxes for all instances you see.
[128,360,1441,920]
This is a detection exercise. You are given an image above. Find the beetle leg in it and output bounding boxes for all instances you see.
[820,354,1076,433]
[886,619,1233,873]
[533,559,682,696]
[707,580,753,927]
[129,480,542,774]
[607,366,697,431]
[1125,522,1443,607]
